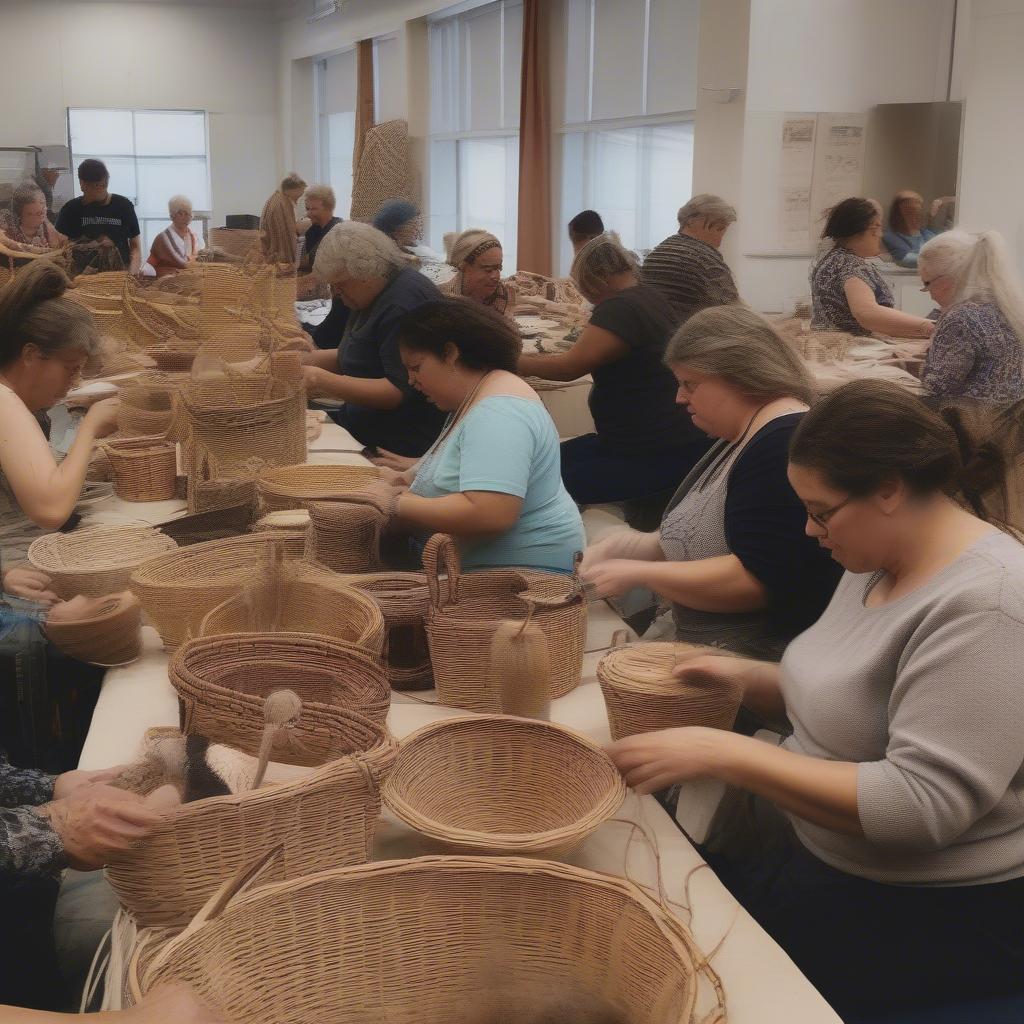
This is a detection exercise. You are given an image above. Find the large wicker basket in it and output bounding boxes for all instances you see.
[304,499,389,574]
[107,717,398,929]
[256,464,381,513]
[351,572,432,691]
[170,632,392,730]
[129,532,305,651]
[100,436,177,502]
[199,561,385,660]
[28,526,178,600]
[422,535,586,712]
[129,854,719,1023]
[384,715,625,856]
[597,642,741,741]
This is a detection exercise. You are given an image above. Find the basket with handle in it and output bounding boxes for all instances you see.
[129,531,305,651]
[303,498,390,574]
[128,849,724,1024]
[199,561,385,662]
[256,463,381,513]
[422,535,586,711]
[597,640,741,742]
[28,525,178,600]
[383,715,625,857]
[99,436,177,502]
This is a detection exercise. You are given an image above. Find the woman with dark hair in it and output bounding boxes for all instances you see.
[568,209,605,255]
[883,189,935,267]
[373,297,583,571]
[372,200,422,251]
[610,379,1024,1018]
[810,197,933,338]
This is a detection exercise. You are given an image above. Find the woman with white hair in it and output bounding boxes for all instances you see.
[918,230,1024,401]
[438,229,517,316]
[301,221,445,456]
[146,195,198,277]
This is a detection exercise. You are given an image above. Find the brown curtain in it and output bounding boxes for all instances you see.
[516,0,553,275]
[353,39,376,179]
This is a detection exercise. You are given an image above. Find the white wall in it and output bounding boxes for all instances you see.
[0,0,279,226]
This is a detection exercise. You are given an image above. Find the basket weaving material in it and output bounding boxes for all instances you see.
[44,592,142,667]
[170,632,391,729]
[256,464,381,513]
[304,499,389,574]
[384,715,624,856]
[106,719,398,929]
[199,561,385,661]
[129,532,305,650]
[28,526,178,600]
[130,854,715,1023]
[100,437,177,502]
[351,572,433,691]
[597,642,741,741]
[423,535,586,712]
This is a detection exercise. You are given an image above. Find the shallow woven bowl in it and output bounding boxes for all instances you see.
[256,463,381,513]
[383,715,625,857]
[129,855,707,1024]
[28,525,178,600]
[597,642,741,742]
[43,592,142,667]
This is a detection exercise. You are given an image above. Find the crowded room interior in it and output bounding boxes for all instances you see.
[2,0,1024,1021]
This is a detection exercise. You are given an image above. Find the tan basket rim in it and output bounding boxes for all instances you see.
[597,642,728,696]
[28,525,177,576]
[43,591,139,628]
[257,463,380,499]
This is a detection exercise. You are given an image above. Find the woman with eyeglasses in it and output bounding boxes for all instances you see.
[580,305,841,660]
[608,379,1024,1018]
[918,229,1024,401]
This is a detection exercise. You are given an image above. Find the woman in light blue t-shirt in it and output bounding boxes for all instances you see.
[372,297,584,572]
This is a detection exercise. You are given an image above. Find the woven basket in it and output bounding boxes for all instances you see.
[256,464,381,513]
[28,526,178,600]
[129,854,718,1023]
[351,572,432,691]
[44,592,142,667]
[170,632,391,729]
[107,718,398,929]
[130,532,305,651]
[304,499,389,574]
[384,715,624,856]
[597,642,741,741]
[100,436,177,502]
[150,344,199,373]
[423,535,586,712]
[199,561,385,661]
[116,372,186,438]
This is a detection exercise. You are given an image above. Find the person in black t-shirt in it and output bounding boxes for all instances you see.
[298,184,348,348]
[56,159,141,274]
[519,233,711,510]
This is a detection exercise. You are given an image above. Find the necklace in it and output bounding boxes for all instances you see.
[417,371,494,477]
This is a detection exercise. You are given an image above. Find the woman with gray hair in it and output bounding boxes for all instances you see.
[581,304,841,659]
[641,194,740,325]
[146,195,199,277]
[519,232,710,512]
[301,221,445,456]
[0,183,65,252]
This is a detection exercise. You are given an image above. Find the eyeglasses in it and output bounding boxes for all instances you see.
[806,496,855,531]
[920,274,946,292]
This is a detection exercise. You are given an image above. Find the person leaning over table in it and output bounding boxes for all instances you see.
[609,379,1024,1018]
[810,196,934,339]
[580,305,842,661]
[918,229,1024,402]
[372,199,423,255]
[301,221,445,457]
[519,233,711,509]
[366,298,584,572]
[0,183,66,252]
[438,229,517,317]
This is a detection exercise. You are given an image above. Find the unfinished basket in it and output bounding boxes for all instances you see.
[171,632,391,729]
[100,436,177,502]
[28,526,178,601]
[256,464,381,513]
[423,535,586,712]
[384,715,624,856]
[304,499,389,573]
[106,718,398,929]
[116,372,185,438]
[44,592,142,667]
[199,561,385,661]
[598,642,741,741]
[351,572,432,691]
[129,853,718,1024]
[129,532,305,651]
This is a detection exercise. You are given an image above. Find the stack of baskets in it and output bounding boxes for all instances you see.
[256,464,381,514]
[351,572,432,691]
[100,436,177,502]
[597,641,741,741]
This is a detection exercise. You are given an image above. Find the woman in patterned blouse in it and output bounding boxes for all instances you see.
[810,197,934,339]
[0,184,65,253]
[439,229,517,317]
[918,230,1024,401]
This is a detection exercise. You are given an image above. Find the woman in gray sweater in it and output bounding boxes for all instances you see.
[610,380,1024,1018]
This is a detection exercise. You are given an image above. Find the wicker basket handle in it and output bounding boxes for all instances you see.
[422,533,461,609]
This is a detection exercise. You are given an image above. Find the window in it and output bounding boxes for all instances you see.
[427,0,523,271]
[315,49,357,218]
[559,0,699,270]
[67,108,211,255]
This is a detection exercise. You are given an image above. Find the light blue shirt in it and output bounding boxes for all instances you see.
[410,395,584,572]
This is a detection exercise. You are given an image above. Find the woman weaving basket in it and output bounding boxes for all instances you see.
[610,381,1024,1019]
[580,305,841,660]
[438,229,517,317]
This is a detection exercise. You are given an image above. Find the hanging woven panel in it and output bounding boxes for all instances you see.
[349,119,419,222]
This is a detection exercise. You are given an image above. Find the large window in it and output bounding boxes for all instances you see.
[315,49,357,219]
[67,108,211,254]
[428,0,523,271]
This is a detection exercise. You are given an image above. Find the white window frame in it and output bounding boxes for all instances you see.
[313,48,357,219]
